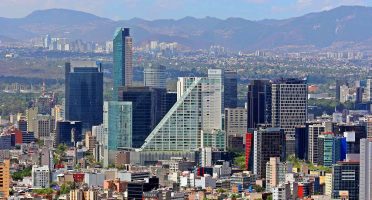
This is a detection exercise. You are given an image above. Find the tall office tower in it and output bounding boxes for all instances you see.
[0,160,10,198]
[332,161,359,200]
[65,61,103,130]
[113,28,133,99]
[266,157,287,191]
[118,87,171,148]
[247,80,271,129]
[253,126,286,179]
[336,80,348,102]
[308,124,325,164]
[207,69,224,113]
[224,107,247,148]
[335,124,366,154]
[317,134,346,167]
[359,139,372,200]
[55,121,82,147]
[295,126,307,160]
[139,75,222,151]
[366,78,372,101]
[271,78,307,156]
[144,64,166,89]
[103,101,132,167]
[224,70,238,108]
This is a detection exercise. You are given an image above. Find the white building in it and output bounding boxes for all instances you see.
[359,138,372,200]
[32,165,50,188]
[84,172,105,187]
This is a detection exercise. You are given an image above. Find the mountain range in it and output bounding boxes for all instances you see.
[1,6,372,51]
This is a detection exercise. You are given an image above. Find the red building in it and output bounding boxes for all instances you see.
[245,132,253,171]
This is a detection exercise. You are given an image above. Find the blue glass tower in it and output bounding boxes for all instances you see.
[65,62,103,130]
[113,28,132,100]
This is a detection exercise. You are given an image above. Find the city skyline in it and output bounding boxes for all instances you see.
[0,0,371,20]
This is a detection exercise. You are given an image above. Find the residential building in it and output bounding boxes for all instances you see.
[266,157,287,191]
[32,165,50,188]
[0,160,10,198]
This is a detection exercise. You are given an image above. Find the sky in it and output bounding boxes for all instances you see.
[1,0,372,20]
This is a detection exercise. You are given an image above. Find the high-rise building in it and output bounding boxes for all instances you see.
[332,161,359,200]
[32,165,50,188]
[113,28,133,99]
[245,133,254,171]
[144,64,166,89]
[65,61,103,130]
[118,87,172,148]
[366,79,372,101]
[359,138,372,200]
[271,78,307,156]
[103,101,132,167]
[224,70,238,108]
[317,134,346,166]
[295,126,308,160]
[266,157,287,191]
[224,107,247,147]
[253,126,286,179]
[26,107,38,133]
[335,124,366,154]
[308,123,325,164]
[247,80,271,129]
[55,121,82,147]
[208,69,224,112]
[139,74,222,152]
[366,116,372,138]
[0,160,10,198]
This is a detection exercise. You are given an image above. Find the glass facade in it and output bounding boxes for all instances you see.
[224,70,238,108]
[55,121,82,147]
[332,162,360,200]
[113,28,132,100]
[65,62,103,130]
[103,101,132,150]
[118,87,173,148]
[139,76,222,152]
[143,64,166,89]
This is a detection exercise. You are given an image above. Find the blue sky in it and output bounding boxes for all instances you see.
[1,0,371,20]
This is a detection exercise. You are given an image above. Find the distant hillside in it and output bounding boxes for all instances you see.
[0,6,372,51]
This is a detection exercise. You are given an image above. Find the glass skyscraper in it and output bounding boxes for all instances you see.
[144,64,166,89]
[64,61,103,131]
[55,121,82,147]
[224,70,238,108]
[103,101,132,167]
[113,28,132,100]
[118,87,175,148]
[139,74,222,152]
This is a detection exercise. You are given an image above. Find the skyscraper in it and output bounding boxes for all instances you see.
[139,74,222,152]
[103,101,132,167]
[144,64,166,89]
[271,78,307,156]
[247,80,271,129]
[317,134,345,166]
[65,61,103,130]
[308,123,325,164]
[118,87,173,148]
[207,69,224,113]
[224,70,238,108]
[253,126,286,179]
[359,138,372,200]
[295,126,307,160]
[113,28,133,99]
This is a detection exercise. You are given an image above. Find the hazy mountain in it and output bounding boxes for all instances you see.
[0,6,372,50]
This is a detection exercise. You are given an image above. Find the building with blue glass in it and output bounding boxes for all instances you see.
[65,61,103,130]
[113,28,132,100]
[55,121,82,147]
